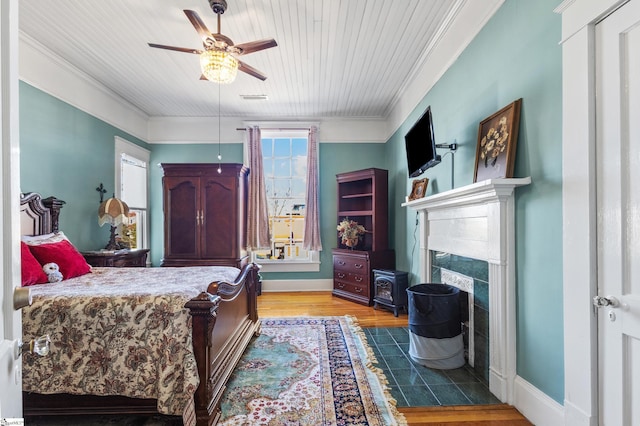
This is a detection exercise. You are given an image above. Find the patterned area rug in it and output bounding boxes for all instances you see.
[219,316,407,426]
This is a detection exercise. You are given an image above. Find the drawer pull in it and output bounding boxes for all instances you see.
[337,282,346,289]
[337,272,346,279]
[354,263,363,269]
[354,287,363,293]
[355,276,363,282]
[338,260,346,266]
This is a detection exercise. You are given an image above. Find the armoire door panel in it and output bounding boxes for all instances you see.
[202,178,237,259]
[164,177,200,258]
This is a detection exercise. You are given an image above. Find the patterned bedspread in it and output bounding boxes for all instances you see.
[22,266,241,422]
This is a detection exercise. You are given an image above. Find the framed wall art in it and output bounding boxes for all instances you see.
[473,98,522,182]
[408,178,429,201]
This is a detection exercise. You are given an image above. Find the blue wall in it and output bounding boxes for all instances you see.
[18,0,564,405]
[386,0,563,403]
[149,142,387,273]
[18,89,388,275]
[148,144,245,266]
[19,82,149,251]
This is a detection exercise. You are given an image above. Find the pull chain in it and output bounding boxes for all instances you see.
[217,82,222,174]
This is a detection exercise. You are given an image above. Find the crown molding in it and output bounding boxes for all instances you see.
[147,116,389,144]
[385,0,505,139]
[19,32,149,141]
[19,0,503,145]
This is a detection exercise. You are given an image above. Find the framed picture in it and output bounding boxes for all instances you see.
[473,98,522,182]
[408,178,429,201]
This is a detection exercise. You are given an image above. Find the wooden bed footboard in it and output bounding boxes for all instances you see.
[22,263,261,426]
[186,262,261,425]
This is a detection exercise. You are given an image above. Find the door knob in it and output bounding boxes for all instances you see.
[14,334,51,359]
[593,295,620,308]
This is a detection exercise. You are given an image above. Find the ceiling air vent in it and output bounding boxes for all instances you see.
[240,94,268,101]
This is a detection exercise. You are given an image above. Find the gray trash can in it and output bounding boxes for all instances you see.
[407,283,464,369]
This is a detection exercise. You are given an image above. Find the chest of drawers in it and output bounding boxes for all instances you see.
[332,249,395,306]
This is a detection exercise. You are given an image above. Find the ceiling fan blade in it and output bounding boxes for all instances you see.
[238,60,267,81]
[234,39,278,55]
[148,43,202,55]
[183,9,213,42]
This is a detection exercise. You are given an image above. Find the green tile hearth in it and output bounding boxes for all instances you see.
[363,327,500,408]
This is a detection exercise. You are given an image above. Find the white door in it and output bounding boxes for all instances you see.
[0,0,24,419]
[595,1,640,424]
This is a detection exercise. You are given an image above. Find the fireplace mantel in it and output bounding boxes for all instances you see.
[403,177,532,210]
[402,177,531,403]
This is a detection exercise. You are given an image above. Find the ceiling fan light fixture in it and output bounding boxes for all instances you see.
[149,9,275,82]
[200,50,238,84]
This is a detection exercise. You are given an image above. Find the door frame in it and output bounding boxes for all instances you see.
[1,0,25,416]
[557,0,630,424]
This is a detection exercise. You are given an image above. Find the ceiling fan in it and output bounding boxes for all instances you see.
[148,0,277,83]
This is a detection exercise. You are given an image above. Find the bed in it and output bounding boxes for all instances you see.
[19,192,261,426]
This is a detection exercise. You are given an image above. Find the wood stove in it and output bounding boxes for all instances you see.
[372,269,409,316]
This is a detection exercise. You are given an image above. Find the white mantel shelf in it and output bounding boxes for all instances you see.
[402,177,531,405]
[401,177,532,210]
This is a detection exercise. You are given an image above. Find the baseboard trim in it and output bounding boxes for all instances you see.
[262,279,333,292]
[514,375,564,426]
[562,399,597,426]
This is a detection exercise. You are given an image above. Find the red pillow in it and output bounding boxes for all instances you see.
[21,242,49,286]
[28,240,91,280]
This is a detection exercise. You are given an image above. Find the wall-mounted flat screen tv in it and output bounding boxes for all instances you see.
[404,106,441,178]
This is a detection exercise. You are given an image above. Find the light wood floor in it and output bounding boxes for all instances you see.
[258,291,532,425]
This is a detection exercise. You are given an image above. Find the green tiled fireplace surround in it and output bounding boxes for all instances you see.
[430,251,490,384]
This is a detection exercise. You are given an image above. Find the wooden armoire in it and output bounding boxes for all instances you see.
[161,163,249,268]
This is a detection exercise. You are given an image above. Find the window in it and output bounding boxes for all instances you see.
[115,137,149,254]
[247,128,320,272]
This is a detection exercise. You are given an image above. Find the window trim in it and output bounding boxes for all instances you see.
[256,255,320,273]
[114,136,150,253]
[243,123,321,273]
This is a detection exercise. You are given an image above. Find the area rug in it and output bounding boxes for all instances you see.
[219,316,407,426]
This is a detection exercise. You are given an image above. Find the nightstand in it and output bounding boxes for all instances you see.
[82,249,149,267]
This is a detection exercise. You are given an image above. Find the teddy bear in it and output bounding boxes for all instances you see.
[42,262,63,283]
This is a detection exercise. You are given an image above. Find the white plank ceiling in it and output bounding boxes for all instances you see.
[19,0,467,120]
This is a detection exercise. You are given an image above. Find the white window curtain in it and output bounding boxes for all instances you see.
[303,126,322,251]
[246,126,271,249]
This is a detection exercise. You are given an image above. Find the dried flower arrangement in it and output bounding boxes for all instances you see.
[337,218,366,248]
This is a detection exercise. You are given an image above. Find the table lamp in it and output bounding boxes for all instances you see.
[98,197,130,250]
